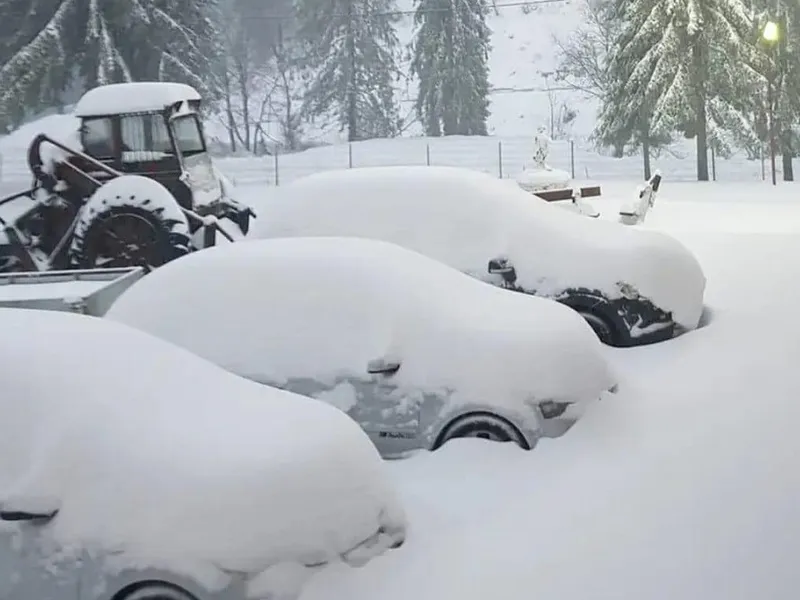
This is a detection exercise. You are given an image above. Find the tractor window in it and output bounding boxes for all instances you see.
[171,115,205,156]
[81,118,114,158]
[120,113,173,159]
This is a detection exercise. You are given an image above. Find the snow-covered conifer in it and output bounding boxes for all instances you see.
[411,0,491,136]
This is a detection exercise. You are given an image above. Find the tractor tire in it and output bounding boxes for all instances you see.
[69,175,191,270]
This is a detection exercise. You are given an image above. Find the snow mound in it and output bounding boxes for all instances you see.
[106,237,614,416]
[252,166,706,329]
[74,82,201,117]
[0,308,405,589]
[304,319,800,600]
[515,167,571,191]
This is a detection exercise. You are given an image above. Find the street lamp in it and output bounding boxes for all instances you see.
[763,20,780,43]
[762,19,780,186]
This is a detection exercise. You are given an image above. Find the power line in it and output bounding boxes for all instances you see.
[493,85,576,93]
[240,0,567,20]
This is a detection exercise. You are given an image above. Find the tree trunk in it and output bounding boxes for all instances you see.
[692,39,709,181]
[642,136,652,180]
[782,129,794,181]
[222,70,237,152]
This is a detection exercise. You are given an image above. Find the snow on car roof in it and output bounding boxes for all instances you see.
[106,237,614,409]
[0,308,404,586]
[73,82,201,117]
[252,166,706,330]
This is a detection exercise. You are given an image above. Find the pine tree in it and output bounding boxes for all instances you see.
[296,0,401,142]
[0,0,79,127]
[749,1,800,180]
[596,0,762,181]
[0,0,223,124]
[411,0,491,136]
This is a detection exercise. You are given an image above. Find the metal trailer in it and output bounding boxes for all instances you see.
[0,266,144,316]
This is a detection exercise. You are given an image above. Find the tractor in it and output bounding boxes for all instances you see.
[0,82,254,273]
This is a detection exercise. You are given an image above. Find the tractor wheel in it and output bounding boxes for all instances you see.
[69,175,191,270]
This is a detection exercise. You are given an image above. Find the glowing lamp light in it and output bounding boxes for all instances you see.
[763,20,780,43]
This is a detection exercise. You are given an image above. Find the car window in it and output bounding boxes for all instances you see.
[81,118,114,158]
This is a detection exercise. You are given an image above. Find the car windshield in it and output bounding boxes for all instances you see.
[171,115,206,156]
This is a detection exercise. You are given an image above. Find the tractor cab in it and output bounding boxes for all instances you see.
[71,83,234,222]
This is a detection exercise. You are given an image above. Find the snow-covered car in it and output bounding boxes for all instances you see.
[105,237,616,457]
[251,166,706,347]
[0,308,405,600]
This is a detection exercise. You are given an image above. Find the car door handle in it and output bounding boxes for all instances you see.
[367,358,401,375]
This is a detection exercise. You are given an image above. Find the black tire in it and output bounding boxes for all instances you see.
[70,203,191,270]
[119,584,198,600]
[433,413,530,450]
[579,310,618,346]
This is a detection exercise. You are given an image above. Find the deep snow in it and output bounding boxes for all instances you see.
[252,166,706,330]
[105,236,615,451]
[0,309,405,594]
[289,181,800,600]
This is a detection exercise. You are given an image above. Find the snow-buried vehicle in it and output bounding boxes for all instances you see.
[0,82,253,272]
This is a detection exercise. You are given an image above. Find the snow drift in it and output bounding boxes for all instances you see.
[251,166,706,330]
[106,237,615,422]
[0,308,405,593]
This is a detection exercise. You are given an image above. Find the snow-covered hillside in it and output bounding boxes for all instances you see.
[386,0,587,138]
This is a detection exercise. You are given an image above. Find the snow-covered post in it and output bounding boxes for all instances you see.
[618,171,662,226]
[569,140,575,178]
[531,125,550,169]
[498,141,503,178]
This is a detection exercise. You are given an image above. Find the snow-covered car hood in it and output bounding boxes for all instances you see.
[0,308,405,582]
[106,238,616,413]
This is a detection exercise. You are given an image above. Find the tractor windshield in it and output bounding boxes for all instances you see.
[120,113,174,160]
[171,115,206,157]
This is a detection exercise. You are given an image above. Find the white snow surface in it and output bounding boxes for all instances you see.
[252,166,706,329]
[0,309,405,587]
[286,184,800,600]
[106,237,615,412]
[73,82,201,117]
[515,166,571,191]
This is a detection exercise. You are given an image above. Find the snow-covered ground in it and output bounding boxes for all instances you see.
[271,181,800,600]
[0,111,798,596]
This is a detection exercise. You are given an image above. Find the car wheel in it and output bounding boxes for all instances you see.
[119,584,198,600]
[579,311,618,346]
[434,412,530,450]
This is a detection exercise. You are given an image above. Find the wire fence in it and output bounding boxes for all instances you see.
[0,135,778,191]
[212,136,774,187]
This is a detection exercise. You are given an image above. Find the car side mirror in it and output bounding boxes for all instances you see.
[0,495,60,522]
[488,257,517,285]
[0,509,58,522]
[367,358,401,376]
